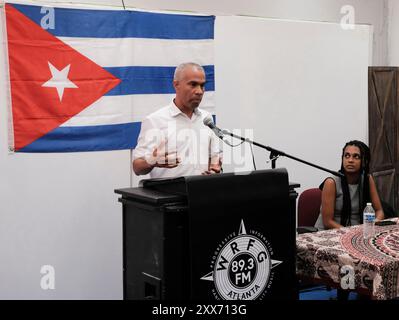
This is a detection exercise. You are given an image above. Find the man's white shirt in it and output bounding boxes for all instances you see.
[133,101,221,178]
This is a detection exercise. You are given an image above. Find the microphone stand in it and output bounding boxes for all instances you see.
[221,129,344,178]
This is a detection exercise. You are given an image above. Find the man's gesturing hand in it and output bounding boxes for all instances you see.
[145,145,180,169]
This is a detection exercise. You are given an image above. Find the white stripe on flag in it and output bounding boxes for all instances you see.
[59,37,214,67]
[61,92,216,126]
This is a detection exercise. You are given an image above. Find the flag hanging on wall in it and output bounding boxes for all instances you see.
[4,3,215,152]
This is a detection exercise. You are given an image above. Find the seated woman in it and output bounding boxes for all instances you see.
[315,140,384,230]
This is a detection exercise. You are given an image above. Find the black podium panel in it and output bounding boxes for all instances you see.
[115,168,299,300]
[117,189,189,300]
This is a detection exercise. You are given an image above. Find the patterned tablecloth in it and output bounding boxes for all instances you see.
[296,218,399,300]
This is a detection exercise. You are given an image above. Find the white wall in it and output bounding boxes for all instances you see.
[122,0,387,66]
[0,3,127,299]
[13,0,387,65]
[214,16,370,192]
[387,0,399,66]
[0,0,381,299]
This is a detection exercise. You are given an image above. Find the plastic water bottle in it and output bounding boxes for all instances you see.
[363,202,375,239]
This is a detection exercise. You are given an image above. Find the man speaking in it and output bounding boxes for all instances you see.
[132,62,222,178]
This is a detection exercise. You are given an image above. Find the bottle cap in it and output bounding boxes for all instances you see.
[367,202,372,206]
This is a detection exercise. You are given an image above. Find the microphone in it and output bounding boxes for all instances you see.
[203,116,225,139]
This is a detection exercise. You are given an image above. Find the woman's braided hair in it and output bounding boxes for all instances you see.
[339,140,371,226]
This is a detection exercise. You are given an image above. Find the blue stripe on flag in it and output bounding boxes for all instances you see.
[19,122,141,152]
[105,65,215,95]
[11,3,214,39]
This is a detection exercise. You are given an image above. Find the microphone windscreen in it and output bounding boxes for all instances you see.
[203,115,214,127]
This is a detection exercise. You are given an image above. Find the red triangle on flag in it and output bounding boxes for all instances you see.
[6,4,121,151]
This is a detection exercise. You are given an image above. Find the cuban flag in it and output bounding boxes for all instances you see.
[5,3,215,152]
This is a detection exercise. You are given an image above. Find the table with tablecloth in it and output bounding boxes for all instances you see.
[296,218,399,299]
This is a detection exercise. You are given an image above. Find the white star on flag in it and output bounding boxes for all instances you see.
[42,62,78,101]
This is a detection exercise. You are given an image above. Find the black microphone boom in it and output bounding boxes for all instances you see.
[202,115,343,178]
[203,116,344,178]
[221,129,344,178]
